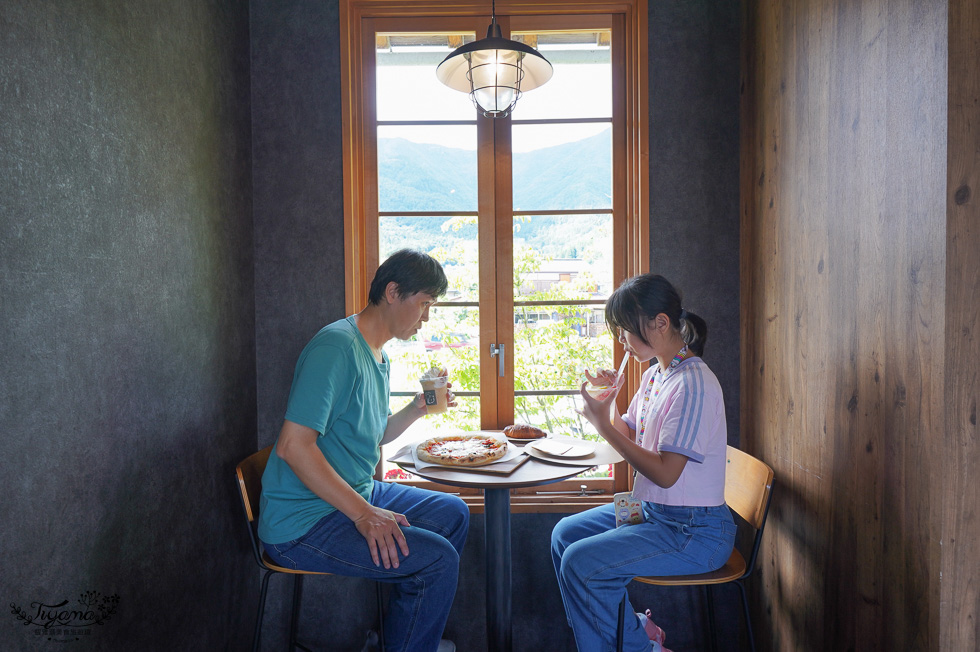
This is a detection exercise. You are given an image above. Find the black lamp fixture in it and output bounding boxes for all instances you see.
[436,0,553,118]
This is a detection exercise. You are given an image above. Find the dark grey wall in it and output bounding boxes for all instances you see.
[249,1,742,651]
[649,1,742,446]
[0,1,255,650]
[249,2,382,647]
[248,2,366,645]
[634,2,745,647]
[251,0,349,448]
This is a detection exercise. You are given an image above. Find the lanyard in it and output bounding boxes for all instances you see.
[632,346,692,491]
[630,344,693,495]
[636,345,691,448]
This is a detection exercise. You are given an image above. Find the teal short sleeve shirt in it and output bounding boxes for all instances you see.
[258,316,391,545]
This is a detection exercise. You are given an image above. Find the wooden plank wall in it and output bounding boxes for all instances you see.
[942,0,980,649]
[739,0,979,649]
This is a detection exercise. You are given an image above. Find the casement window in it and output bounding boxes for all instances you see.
[340,0,648,510]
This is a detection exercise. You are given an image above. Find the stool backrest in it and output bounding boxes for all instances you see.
[723,444,774,579]
[723,445,773,530]
[237,446,272,524]
[235,446,274,565]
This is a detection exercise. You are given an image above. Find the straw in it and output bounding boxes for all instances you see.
[615,352,630,381]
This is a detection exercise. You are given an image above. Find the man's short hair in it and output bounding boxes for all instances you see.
[367,249,449,305]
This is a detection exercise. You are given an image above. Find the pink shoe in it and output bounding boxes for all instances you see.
[636,609,667,645]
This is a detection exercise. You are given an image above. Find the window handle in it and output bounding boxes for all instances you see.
[489,343,505,377]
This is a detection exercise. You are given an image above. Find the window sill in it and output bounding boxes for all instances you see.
[459,493,612,514]
[382,477,617,514]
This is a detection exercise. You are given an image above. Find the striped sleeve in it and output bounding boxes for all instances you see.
[657,363,708,463]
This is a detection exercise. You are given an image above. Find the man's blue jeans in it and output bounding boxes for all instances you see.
[551,502,736,652]
[264,481,469,652]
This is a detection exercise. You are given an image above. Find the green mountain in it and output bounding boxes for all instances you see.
[378,128,612,257]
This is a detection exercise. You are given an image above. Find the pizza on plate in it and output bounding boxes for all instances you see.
[416,434,508,467]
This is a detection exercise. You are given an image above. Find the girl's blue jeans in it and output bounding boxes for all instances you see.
[551,501,736,652]
[263,481,469,652]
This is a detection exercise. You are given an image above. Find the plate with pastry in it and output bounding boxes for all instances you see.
[502,423,549,442]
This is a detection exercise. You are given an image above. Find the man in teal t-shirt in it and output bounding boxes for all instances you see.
[258,250,469,652]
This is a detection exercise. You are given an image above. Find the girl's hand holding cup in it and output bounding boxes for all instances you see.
[579,371,625,412]
[579,355,628,426]
[583,368,621,400]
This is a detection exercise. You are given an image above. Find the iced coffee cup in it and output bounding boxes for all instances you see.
[420,366,449,414]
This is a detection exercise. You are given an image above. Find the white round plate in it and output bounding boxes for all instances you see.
[528,439,596,459]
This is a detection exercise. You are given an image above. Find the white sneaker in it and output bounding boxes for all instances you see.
[437,640,456,652]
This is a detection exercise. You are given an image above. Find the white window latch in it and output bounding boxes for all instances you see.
[489,343,505,377]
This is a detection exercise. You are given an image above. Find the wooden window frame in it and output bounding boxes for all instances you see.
[340,0,649,511]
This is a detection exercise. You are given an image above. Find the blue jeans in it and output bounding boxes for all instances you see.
[264,481,469,652]
[551,502,736,652]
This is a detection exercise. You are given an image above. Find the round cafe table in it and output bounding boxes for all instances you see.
[394,437,617,652]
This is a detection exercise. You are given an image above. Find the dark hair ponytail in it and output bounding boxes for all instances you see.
[605,274,709,356]
[678,309,708,357]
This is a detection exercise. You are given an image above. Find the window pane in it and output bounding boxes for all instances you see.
[512,213,615,444]
[376,33,477,121]
[512,124,612,211]
[511,30,612,120]
[386,305,480,398]
[371,20,622,482]
[513,394,613,455]
[378,246,482,477]
[378,125,478,213]
[380,215,479,302]
[513,302,614,387]
[513,213,614,265]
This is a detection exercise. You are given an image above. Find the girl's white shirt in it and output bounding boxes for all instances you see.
[622,357,728,506]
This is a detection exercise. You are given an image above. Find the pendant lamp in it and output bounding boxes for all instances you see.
[436,1,553,118]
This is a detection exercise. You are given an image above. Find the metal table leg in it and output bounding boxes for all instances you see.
[484,487,512,652]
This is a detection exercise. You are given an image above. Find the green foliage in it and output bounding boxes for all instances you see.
[391,218,614,441]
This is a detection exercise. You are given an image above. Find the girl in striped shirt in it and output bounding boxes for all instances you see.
[551,274,736,652]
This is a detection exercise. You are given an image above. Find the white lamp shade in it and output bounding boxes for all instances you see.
[436,29,553,117]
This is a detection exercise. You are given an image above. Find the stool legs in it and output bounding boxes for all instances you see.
[617,585,749,652]
[252,572,386,652]
[290,575,304,650]
[615,596,626,651]
[376,582,386,652]
[736,581,755,652]
[253,570,274,652]
[705,584,718,652]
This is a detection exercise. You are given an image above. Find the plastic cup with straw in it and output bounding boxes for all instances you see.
[585,353,630,400]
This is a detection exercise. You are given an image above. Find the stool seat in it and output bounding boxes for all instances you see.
[616,446,774,652]
[634,548,746,586]
[236,446,386,651]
